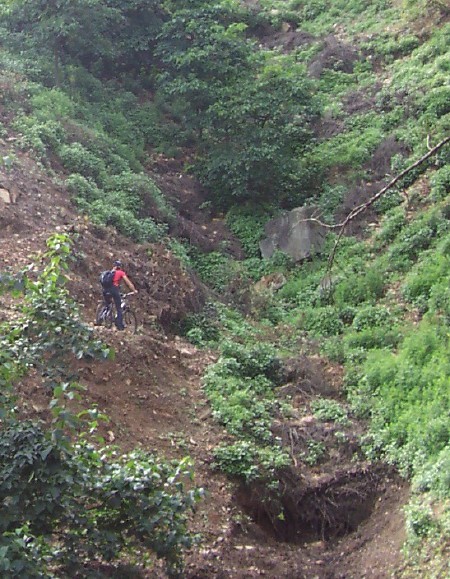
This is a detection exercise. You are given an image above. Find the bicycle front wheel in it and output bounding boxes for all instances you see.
[123,310,137,334]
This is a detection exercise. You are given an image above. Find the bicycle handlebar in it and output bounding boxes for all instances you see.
[121,291,137,298]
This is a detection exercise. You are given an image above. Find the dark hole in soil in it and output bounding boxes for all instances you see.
[236,465,385,544]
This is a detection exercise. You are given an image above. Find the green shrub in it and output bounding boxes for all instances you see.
[30,88,75,120]
[89,201,167,242]
[182,304,221,347]
[414,447,450,498]
[13,115,66,159]
[300,306,344,336]
[225,204,270,258]
[351,304,392,331]
[213,441,289,483]
[333,268,385,306]
[353,317,450,480]
[311,398,349,424]
[402,253,450,310]
[105,172,174,221]
[302,439,326,465]
[320,336,346,363]
[422,86,450,119]
[59,143,107,185]
[374,206,407,246]
[386,209,448,270]
[430,165,450,201]
[344,325,403,351]
[220,341,280,381]
[65,173,101,202]
[429,282,450,321]
[405,500,439,539]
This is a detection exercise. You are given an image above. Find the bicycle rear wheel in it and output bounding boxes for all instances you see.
[123,309,137,334]
[95,302,106,326]
[95,302,114,328]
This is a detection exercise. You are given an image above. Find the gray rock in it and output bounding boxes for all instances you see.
[260,206,327,262]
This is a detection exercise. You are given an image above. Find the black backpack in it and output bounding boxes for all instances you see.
[100,270,115,290]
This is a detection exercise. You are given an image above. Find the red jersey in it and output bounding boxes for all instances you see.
[113,269,126,286]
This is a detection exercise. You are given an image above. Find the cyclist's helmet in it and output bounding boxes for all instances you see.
[113,260,122,268]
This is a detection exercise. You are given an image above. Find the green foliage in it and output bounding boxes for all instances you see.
[220,340,281,381]
[386,208,449,271]
[374,206,407,247]
[202,337,288,482]
[414,447,450,499]
[213,440,289,483]
[189,250,237,291]
[309,125,385,172]
[353,317,450,478]
[311,398,349,424]
[59,142,107,185]
[181,303,222,347]
[430,165,450,201]
[351,304,392,331]
[299,306,344,336]
[402,253,450,311]
[301,439,326,466]
[333,267,385,307]
[88,201,167,242]
[156,1,319,207]
[405,500,439,539]
[225,204,270,258]
[344,325,403,352]
[66,173,101,202]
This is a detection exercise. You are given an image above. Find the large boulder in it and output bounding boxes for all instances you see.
[260,206,327,262]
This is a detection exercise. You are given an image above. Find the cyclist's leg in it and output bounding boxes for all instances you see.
[110,287,124,329]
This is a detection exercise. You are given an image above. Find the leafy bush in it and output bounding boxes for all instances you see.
[59,142,107,185]
[414,447,450,498]
[374,206,407,246]
[300,306,344,336]
[225,204,270,258]
[430,164,450,201]
[344,325,403,351]
[333,268,385,307]
[104,172,175,221]
[351,304,392,331]
[30,87,75,120]
[220,340,281,381]
[213,440,289,483]
[66,173,101,202]
[387,209,449,270]
[88,201,167,242]
[302,439,326,466]
[311,398,349,424]
[402,253,450,310]
[182,304,221,347]
[353,317,450,481]
[0,235,202,575]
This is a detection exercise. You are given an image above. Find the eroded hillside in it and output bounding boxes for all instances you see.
[1,121,412,579]
[1,0,449,577]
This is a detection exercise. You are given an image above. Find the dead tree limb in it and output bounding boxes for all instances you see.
[327,135,450,271]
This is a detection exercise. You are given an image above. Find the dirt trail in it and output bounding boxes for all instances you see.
[0,150,409,578]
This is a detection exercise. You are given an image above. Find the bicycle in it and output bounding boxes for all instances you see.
[95,292,138,334]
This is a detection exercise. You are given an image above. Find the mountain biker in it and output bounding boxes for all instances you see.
[103,260,137,331]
